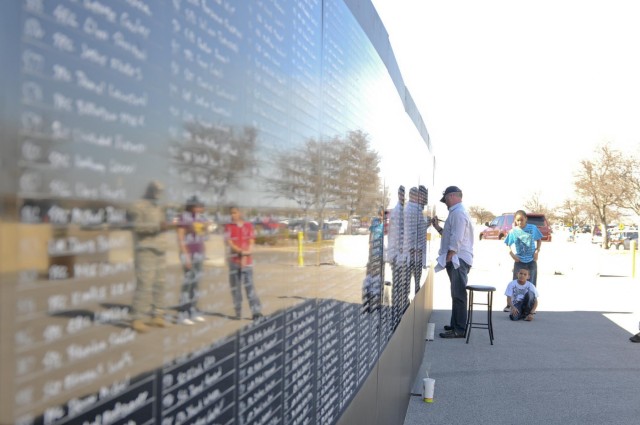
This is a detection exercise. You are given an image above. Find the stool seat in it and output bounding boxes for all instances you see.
[466,284,496,292]
[465,285,496,345]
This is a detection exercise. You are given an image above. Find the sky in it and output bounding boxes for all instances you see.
[371,0,640,215]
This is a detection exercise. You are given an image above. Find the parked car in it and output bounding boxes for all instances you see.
[479,214,514,240]
[622,231,638,250]
[479,212,552,241]
[608,230,626,249]
[591,225,616,245]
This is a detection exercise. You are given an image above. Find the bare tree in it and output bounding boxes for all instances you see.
[558,198,587,227]
[468,206,494,225]
[617,154,640,216]
[336,130,382,219]
[266,144,321,222]
[523,192,550,216]
[266,131,383,234]
[574,144,628,248]
[169,122,257,205]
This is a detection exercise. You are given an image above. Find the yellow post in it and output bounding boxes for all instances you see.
[632,240,636,278]
[297,231,304,267]
[316,229,322,265]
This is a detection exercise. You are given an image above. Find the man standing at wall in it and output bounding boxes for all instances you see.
[431,186,474,339]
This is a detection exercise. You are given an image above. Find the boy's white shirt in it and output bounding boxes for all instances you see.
[504,280,539,300]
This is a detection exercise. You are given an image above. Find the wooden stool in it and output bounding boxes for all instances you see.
[465,285,496,345]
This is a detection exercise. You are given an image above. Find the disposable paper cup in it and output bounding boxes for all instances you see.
[426,323,435,340]
[422,378,435,403]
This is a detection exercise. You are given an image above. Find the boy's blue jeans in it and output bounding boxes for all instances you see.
[228,264,262,317]
[510,292,536,320]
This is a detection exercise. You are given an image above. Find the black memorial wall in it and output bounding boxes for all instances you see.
[0,1,432,424]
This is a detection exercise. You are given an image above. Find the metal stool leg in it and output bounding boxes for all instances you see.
[487,290,494,345]
[465,289,474,344]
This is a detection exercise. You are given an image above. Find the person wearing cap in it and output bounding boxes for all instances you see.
[430,186,474,338]
[176,195,210,325]
[129,181,170,333]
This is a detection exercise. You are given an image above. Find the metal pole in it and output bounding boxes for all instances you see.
[316,229,322,265]
[632,240,636,278]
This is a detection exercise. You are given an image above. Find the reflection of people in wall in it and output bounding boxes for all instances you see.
[130,181,169,333]
[403,187,421,297]
[386,186,405,326]
[176,196,208,325]
[415,185,429,290]
[224,206,263,320]
[363,207,385,311]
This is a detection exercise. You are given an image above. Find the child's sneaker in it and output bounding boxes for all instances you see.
[503,305,511,312]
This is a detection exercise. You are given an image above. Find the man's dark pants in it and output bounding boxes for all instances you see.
[446,259,470,334]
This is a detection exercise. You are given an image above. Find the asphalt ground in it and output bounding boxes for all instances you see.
[403,232,640,425]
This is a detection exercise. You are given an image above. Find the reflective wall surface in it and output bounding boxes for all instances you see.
[0,1,434,424]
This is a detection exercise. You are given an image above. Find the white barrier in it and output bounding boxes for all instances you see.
[333,235,370,268]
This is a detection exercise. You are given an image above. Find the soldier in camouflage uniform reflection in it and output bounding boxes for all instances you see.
[130,181,169,333]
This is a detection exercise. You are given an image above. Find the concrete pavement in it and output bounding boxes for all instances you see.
[403,236,640,424]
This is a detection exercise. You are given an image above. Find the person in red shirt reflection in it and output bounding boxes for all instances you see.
[224,206,263,320]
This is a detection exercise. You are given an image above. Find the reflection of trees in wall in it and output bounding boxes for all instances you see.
[337,130,382,218]
[266,138,340,224]
[169,122,257,204]
[267,130,382,224]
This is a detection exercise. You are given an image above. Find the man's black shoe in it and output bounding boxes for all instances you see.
[444,325,454,331]
[630,333,640,343]
[439,330,464,339]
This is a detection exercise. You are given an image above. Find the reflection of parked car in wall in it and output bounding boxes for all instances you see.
[254,221,284,245]
[307,221,336,242]
[286,220,337,242]
[325,219,348,235]
[479,213,552,241]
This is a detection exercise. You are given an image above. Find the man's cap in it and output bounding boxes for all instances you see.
[440,186,462,203]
